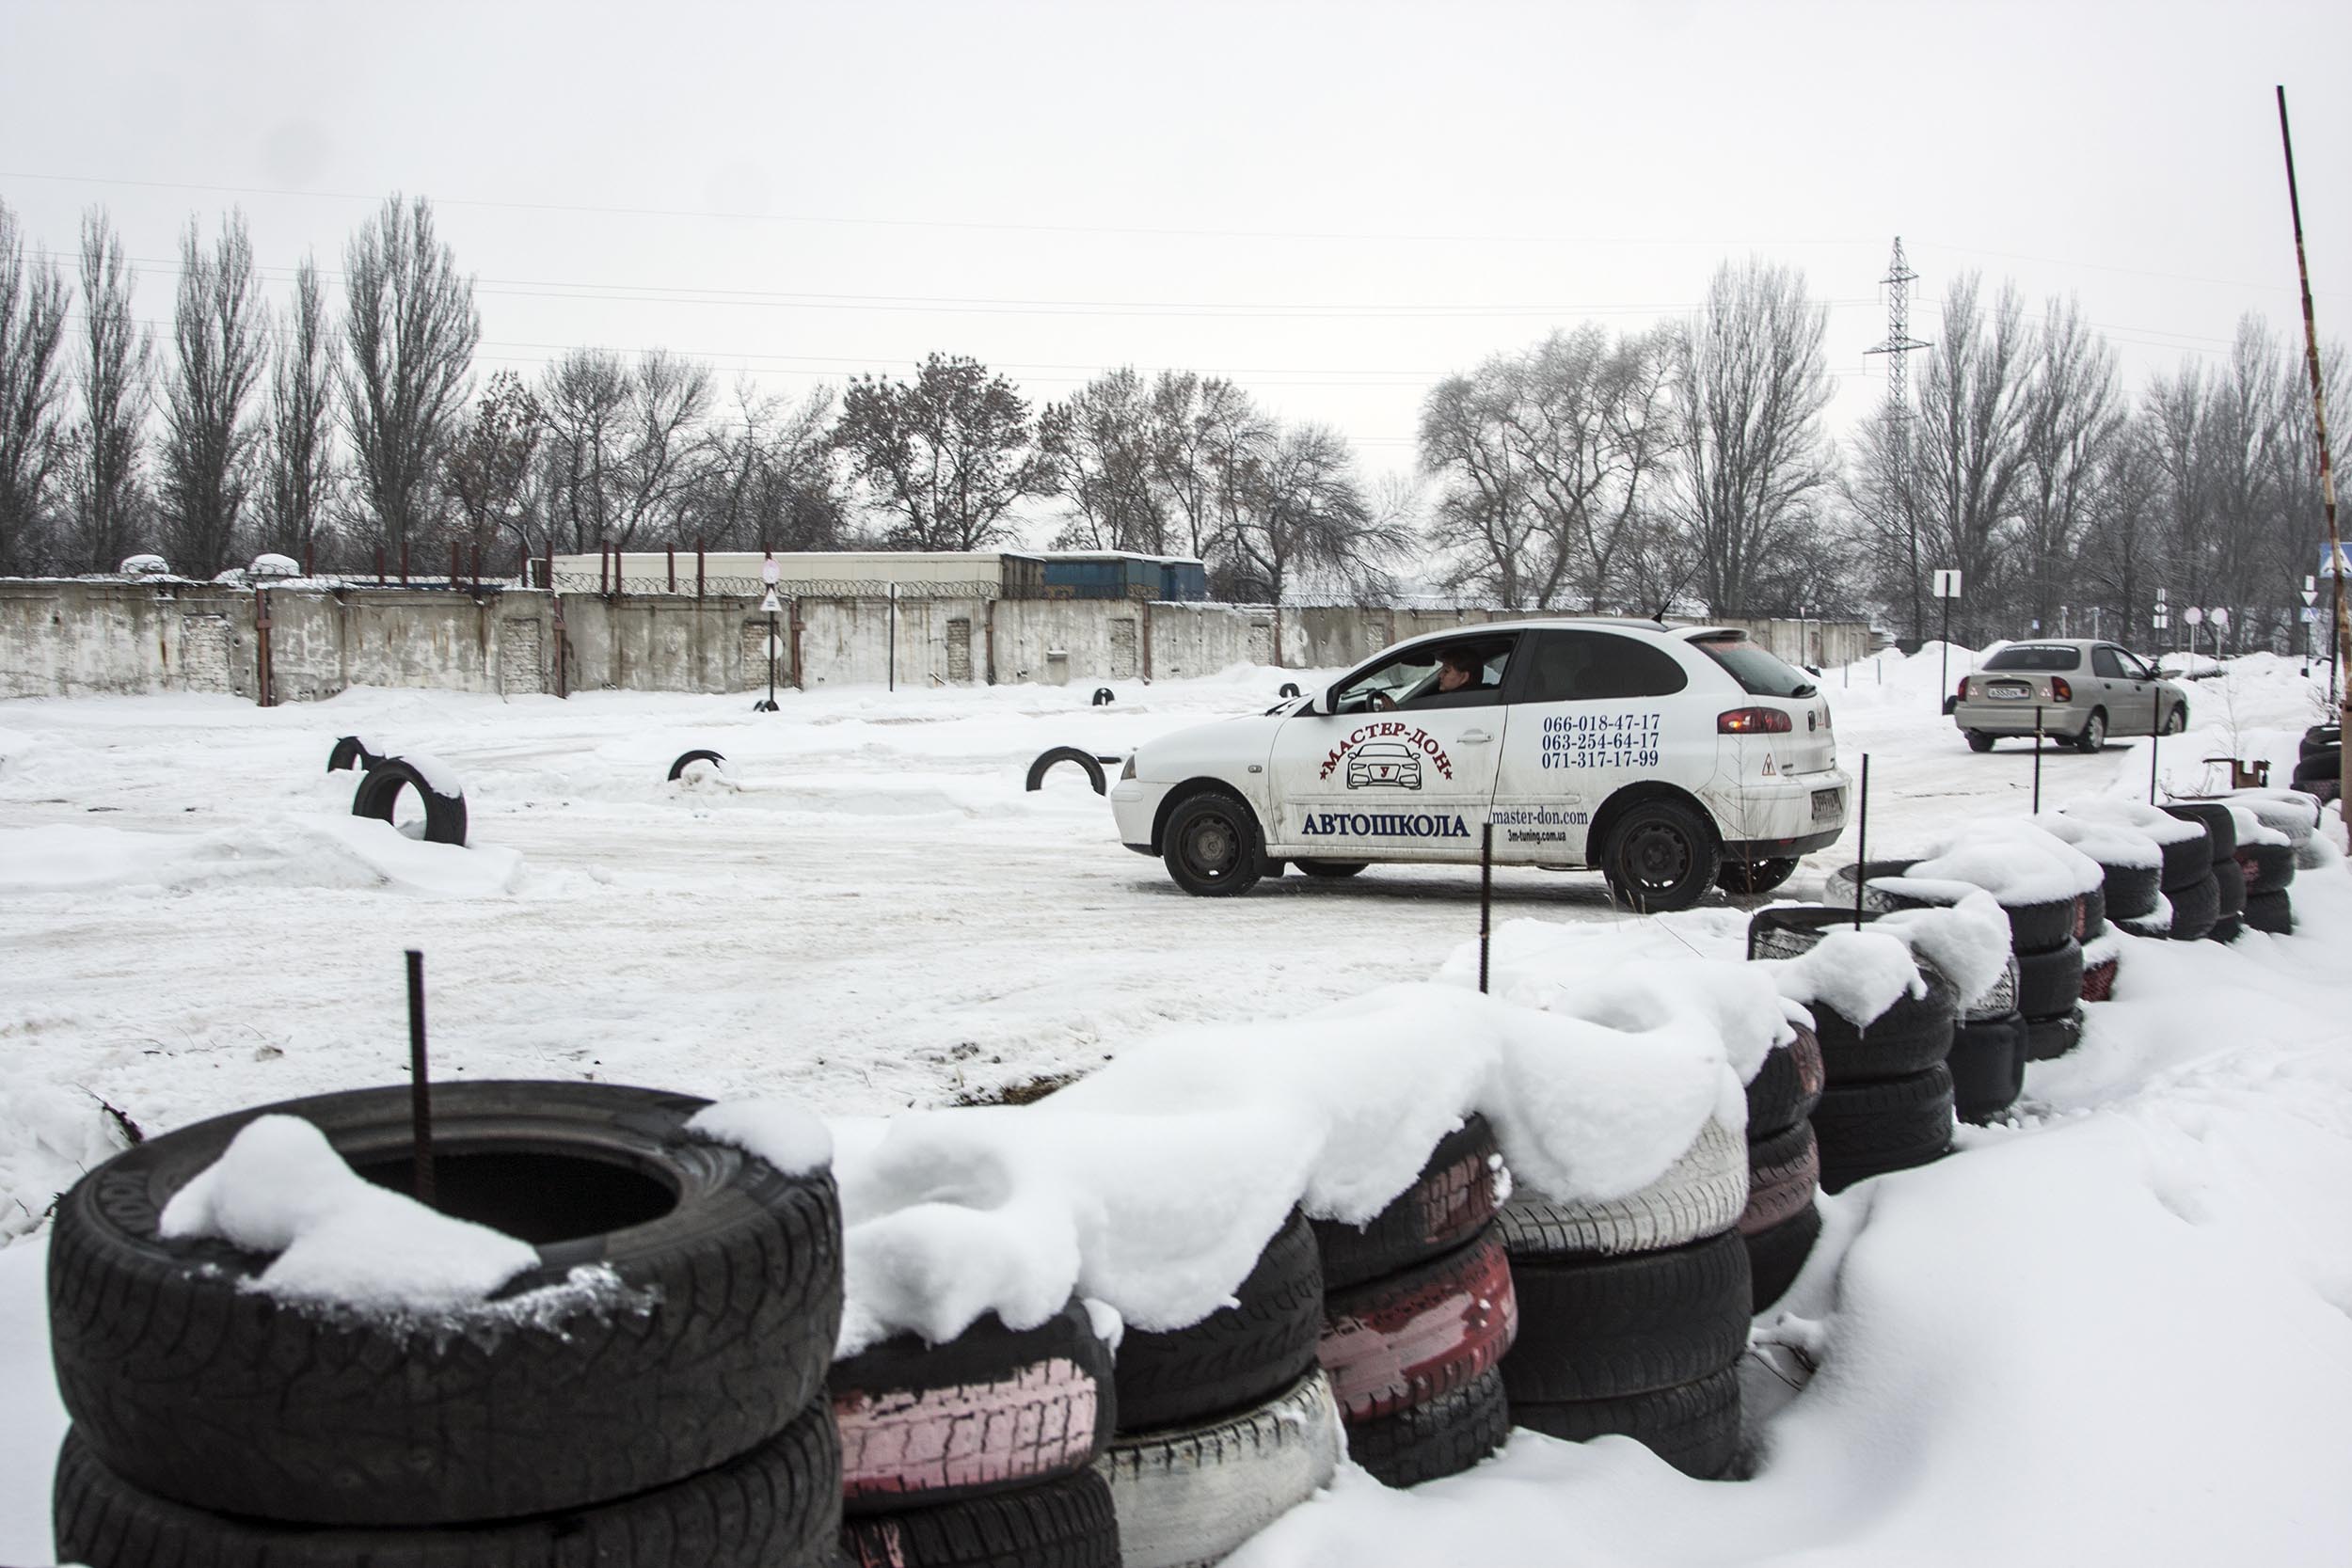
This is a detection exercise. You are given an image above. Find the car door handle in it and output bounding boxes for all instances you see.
[1458,730,1494,744]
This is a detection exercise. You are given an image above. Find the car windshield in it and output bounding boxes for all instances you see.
[1691,635,1815,698]
[1982,644,2081,672]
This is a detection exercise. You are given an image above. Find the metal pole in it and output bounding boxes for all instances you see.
[405,949,435,1209]
[1853,753,1870,929]
[1939,595,1951,712]
[2278,87,2345,734]
[2032,705,2043,813]
[695,541,706,601]
[888,583,898,692]
[666,546,675,594]
[399,541,409,586]
[2150,685,2162,803]
[766,610,778,709]
[1479,824,1493,994]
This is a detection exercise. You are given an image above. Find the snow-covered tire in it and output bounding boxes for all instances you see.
[2166,872,2219,942]
[53,1399,842,1568]
[1815,860,1933,917]
[2080,955,2119,1003]
[1162,789,1264,896]
[1947,1012,2025,1124]
[47,1081,842,1528]
[1311,1115,1500,1291]
[2291,745,2340,794]
[2024,1007,2085,1062]
[1962,955,2018,1022]
[2213,855,2247,919]
[1811,1066,1954,1193]
[1501,1229,1751,1405]
[2098,862,2161,922]
[833,1298,1115,1514]
[1091,687,1115,706]
[1317,1228,1517,1422]
[2162,801,2237,861]
[667,748,726,781]
[2001,895,2077,956]
[1751,899,1882,958]
[2244,889,2294,935]
[2152,829,2210,892]
[1095,1368,1343,1568]
[1737,1120,1818,1237]
[1744,1024,1824,1141]
[839,1470,1121,1568]
[1115,1210,1323,1433]
[2117,909,2170,940]
[2234,842,2295,895]
[1742,1201,1821,1314]
[1509,1363,1742,1481]
[1716,856,1800,896]
[1496,1119,1746,1258]
[325,735,384,773]
[1279,682,1302,699]
[2076,883,2106,941]
[351,755,468,846]
[1025,746,1107,795]
[2014,937,2085,1020]
[1344,1365,1510,1490]
[1294,858,1369,879]
[2304,723,2343,759]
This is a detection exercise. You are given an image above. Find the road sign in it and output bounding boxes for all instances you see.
[2185,607,2204,626]
[2155,586,2169,603]
[2304,608,2321,623]
[760,589,782,614]
[2307,589,2322,607]
[2323,545,2352,578]
[2211,607,2230,628]
[761,555,782,586]
[1932,569,1963,598]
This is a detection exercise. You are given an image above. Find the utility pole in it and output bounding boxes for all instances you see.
[2277,87,2345,731]
[1866,238,1933,644]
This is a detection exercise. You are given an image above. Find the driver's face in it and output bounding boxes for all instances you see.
[1438,661,1470,691]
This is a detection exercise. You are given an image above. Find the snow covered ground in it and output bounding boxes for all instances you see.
[2,648,2347,1563]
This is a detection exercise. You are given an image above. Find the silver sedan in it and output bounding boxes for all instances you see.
[1952,640,2189,752]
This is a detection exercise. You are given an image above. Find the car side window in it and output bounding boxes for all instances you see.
[2092,646,2126,679]
[1331,637,1515,712]
[2117,649,2156,681]
[1517,630,1688,703]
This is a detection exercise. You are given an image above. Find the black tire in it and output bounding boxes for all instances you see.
[1742,1201,1821,1314]
[1966,731,1995,752]
[1947,1012,2025,1124]
[1717,856,1800,896]
[833,1298,1114,1514]
[1319,1228,1517,1422]
[1294,858,1369,879]
[2167,872,2219,942]
[1738,1120,1819,1238]
[1509,1363,1742,1481]
[667,748,726,781]
[2153,828,2212,893]
[2235,842,2296,895]
[2024,1007,2084,1061]
[2291,746,2339,790]
[2003,895,2078,955]
[1601,798,1720,914]
[1025,747,1107,795]
[2163,704,2187,735]
[841,1469,1120,1568]
[2078,882,2107,941]
[2213,856,2247,922]
[2075,708,2107,752]
[2100,862,2161,922]
[1812,970,1957,1085]
[1162,790,1263,896]
[1501,1229,1750,1405]
[1746,900,1893,959]
[2015,938,2085,1020]
[1091,687,1115,706]
[352,756,468,847]
[1344,1366,1510,1490]
[1744,1024,1824,1141]
[2209,913,2244,943]
[1115,1210,1322,1433]
[2161,801,2237,860]
[2244,888,2295,935]
[48,1081,842,1528]
[1497,1120,1746,1259]
[326,735,383,773]
[1312,1115,1500,1291]
[54,1397,842,1568]
[1279,682,1301,699]
[1097,1369,1342,1568]
[2304,723,2343,759]
[1811,1066,1954,1194]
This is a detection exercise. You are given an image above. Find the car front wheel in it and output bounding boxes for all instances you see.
[1602,800,1720,913]
[1164,792,1265,897]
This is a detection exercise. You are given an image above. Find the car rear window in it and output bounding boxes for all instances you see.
[1982,644,2081,672]
[1691,635,1816,698]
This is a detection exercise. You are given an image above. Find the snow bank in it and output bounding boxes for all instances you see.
[1908,822,2104,904]
[2062,796,2206,846]
[2032,810,2162,870]
[1872,890,2015,1008]
[0,1085,132,1243]
[0,816,522,897]
[1759,927,1924,1024]
[686,1099,834,1176]
[161,1116,537,1312]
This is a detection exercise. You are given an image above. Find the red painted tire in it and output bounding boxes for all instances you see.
[1737,1120,1819,1237]
[1311,1114,1501,1291]
[2079,955,2119,1003]
[831,1297,1113,1516]
[1317,1227,1518,1422]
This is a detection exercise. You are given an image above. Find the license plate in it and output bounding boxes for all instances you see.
[1810,787,1841,823]
[1989,683,2030,701]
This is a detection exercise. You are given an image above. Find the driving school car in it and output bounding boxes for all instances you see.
[1110,618,1851,911]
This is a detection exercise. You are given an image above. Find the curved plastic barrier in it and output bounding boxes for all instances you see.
[326,736,385,774]
[352,757,469,847]
[1092,687,1116,706]
[1026,747,1108,795]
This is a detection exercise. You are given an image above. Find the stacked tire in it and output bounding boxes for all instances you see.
[1311,1117,1515,1491]
[1096,1210,1343,1565]
[2161,803,2240,945]
[2000,886,2089,1064]
[1740,1022,1824,1309]
[49,1082,847,1568]
[2226,790,2320,933]
[2085,804,2211,943]
[1751,904,1958,1192]
[2293,724,2341,804]
[1949,954,2027,1123]
[1498,1119,1752,1479]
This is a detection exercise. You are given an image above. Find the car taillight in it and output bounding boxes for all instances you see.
[1956,677,1970,701]
[2051,677,2073,702]
[1719,707,1793,735]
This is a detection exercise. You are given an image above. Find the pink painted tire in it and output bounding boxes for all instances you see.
[1737,1121,1819,1238]
[1316,1227,1518,1423]
[831,1297,1114,1517]
[2080,956,2119,1004]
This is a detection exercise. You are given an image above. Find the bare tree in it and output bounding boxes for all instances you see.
[342,194,478,557]
[2013,297,2122,638]
[694,378,846,550]
[1668,259,1835,617]
[0,199,70,573]
[536,347,714,552]
[442,370,543,559]
[1913,275,2032,643]
[1420,361,1542,605]
[261,254,339,564]
[834,354,1051,550]
[1039,366,1166,552]
[1217,422,1406,604]
[69,209,155,571]
[1147,371,1260,560]
[159,212,268,576]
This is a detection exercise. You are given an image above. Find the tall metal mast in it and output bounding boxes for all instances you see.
[1866,238,1933,639]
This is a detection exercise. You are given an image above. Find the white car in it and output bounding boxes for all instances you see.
[1110,620,1851,911]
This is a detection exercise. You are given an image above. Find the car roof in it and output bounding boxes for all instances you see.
[1392,616,1674,647]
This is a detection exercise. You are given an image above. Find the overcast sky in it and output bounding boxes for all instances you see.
[4,0,2346,487]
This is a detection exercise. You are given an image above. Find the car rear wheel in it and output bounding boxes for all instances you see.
[2163,705,2187,735]
[1965,731,1994,752]
[1164,792,1264,897]
[2075,709,2107,752]
[1601,800,1719,914]
[1716,857,1798,896]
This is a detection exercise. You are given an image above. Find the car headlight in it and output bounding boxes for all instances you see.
[1120,754,1137,781]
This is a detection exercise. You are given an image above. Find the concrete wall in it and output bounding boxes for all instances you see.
[0,579,1875,701]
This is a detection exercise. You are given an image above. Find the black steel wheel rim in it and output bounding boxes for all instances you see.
[1623,821,1691,891]
[1185,813,1241,879]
